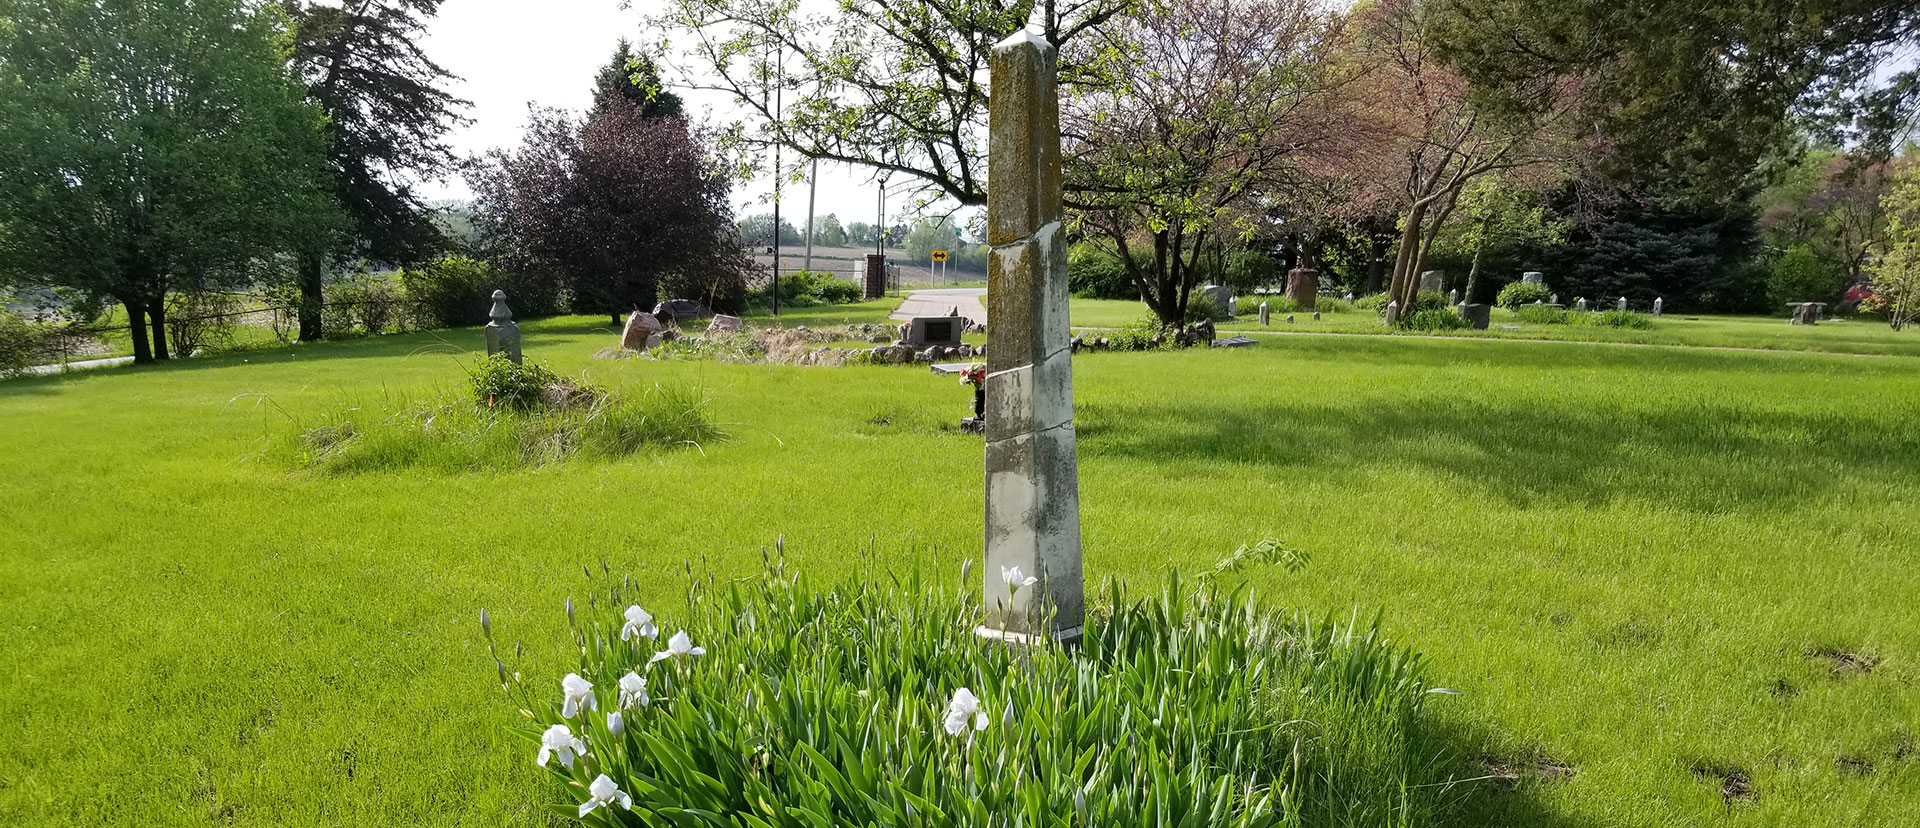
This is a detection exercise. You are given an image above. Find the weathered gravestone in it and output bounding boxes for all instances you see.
[1201,284,1231,319]
[1576,297,1589,312]
[1653,297,1664,316]
[1522,271,1545,285]
[1286,268,1319,311]
[1258,301,1270,326]
[621,311,662,350]
[1458,303,1492,330]
[1617,297,1628,312]
[979,19,1083,645]
[1420,270,1445,294]
[906,316,965,349]
[1448,289,1460,306]
[652,299,711,323]
[485,290,522,364]
[707,315,744,335]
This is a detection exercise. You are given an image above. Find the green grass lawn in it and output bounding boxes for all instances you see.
[1066,298,1920,357]
[3,314,1917,826]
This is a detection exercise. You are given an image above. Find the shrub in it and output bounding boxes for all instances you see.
[466,354,568,411]
[1400,308,1469,331]
[487,568,1450,828]
[1514,304,1570,325]
[1107,315,1171,350]
[1767,245,1842,306]
[1412,291,1449,313]
[1354,292,1389,314]
[1238,295,1298,316]
[1184,290,1223,323]
[755,271,862,308]
[1495,282,1552,309]
[164,290,242,356]
[814,279,862,304]
[402,255,497,329]
[1571,310,1655,330]
[1315,295,1356,314]
[1067,243,1134,299]
[324,273,410,337]
[0,306,50,377]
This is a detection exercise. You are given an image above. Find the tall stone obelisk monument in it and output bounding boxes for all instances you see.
[977,17,1084,644]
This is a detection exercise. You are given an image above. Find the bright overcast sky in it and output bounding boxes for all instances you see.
[418,0,936,229]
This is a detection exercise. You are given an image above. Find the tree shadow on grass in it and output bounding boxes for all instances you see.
[1407,714,1609,828]
[1251,333,1905,376]
[1079,392,1920,514]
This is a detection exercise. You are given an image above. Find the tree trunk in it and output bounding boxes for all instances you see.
[147,296,171,361]
[1464,215,1490,304]
[1365,234,1388,294]
[299,251,325,341]
[1386,202,1428,325]
[124,299,153,365]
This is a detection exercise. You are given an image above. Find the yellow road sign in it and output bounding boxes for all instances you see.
[931,250,949,262]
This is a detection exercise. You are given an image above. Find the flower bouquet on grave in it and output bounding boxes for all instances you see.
[959,362,986,433]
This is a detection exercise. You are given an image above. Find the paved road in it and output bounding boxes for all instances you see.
[891,288,987,326]
[24,355,135,376]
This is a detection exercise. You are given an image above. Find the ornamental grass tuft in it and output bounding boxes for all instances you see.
[490,564,1456,827]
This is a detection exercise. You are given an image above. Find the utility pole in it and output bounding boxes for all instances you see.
[770,53,783,316]
[804,158,817,273]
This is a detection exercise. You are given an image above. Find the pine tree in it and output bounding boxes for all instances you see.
[591,40,683,120]
[284,0,471,340]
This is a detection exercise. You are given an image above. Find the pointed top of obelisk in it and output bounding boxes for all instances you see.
[996,3,1051,51]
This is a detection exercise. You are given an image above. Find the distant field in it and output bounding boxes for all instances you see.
[746,243,986,287]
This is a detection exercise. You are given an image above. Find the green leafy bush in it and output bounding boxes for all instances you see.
[1238,295,1298,315]
[1767,245,1842,306]
[1571,310,1655,330]
[1068,243,1134,299]
[1495,282,1552,309]
[466,354,567,411]
[489,568,1450,827]
[163,290,242,356]
[756,271,862,308]
[1185,290,1224,323]
[1400,308,1469,331]
[814,279,862,304]
[402,255,497,329]
[1354,292,1389,314]
[0,306,50,378]
[1107,315,1171,350]
[1315,296,1356,314]
[324,273,410,337]
[1514,304,1569,325]
[1412,291,1449,313]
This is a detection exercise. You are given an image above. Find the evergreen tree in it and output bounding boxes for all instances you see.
[284,0,471,340]
[591,40,682,120]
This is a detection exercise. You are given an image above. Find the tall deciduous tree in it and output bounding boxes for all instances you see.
[1433,0,1920,198]
[1351,0,1586,323]
[1066,0,1358,325]
[283,0,469,341]
[468,93,752,322]
[1868,160,1920,330]
[0,0,338,363]
[645,0,1135,207]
